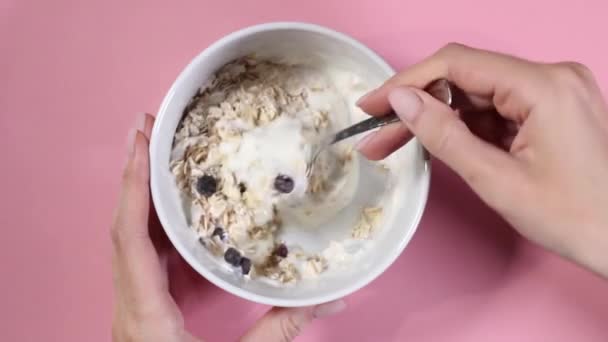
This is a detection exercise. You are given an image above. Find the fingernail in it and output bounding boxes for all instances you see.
[356,88,377,106]
[355,132,376,151]
[313,300,347,318]
[135,112,147,131]
[388,87,423,122]
[126,128,137,158]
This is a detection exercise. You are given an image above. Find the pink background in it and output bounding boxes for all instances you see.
[2,0,608,341]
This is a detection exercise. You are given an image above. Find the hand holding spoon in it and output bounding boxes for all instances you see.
[306,79,453,176]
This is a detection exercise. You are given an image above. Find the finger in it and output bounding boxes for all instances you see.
[356,54,445,115]
[112,113,154,244]
[356,123,413,160]
[388,86,525,212]
[111,118,170,311]
[112,116,151,246]
[460,109,518,150]
[241,300,346,342]
[358,43,540,122]
[139,112,155,140]
[139,113,170,253]
[149,201,172,254]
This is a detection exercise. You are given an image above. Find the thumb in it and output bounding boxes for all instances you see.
[388,86,521,211]
[240,300,346,342]
[111,113,153,248]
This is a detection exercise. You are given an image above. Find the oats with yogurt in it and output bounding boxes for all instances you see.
[170,57,384,284]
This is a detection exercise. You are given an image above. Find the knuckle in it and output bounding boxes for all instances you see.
[123,326,143,342]
[110,220,147,250]
[492,86,514,112]
[437,42,468,56]
[110,222,126,248]
[121,162,135,184]
[114,319,144,342]
[434,117,466,155]
[121,158,149,187]
[458,154,486,189]
[279,315,302,341]
[110,215,139,250]
[546,62,598,105]
[564,61,594,80]
[550,62,594,87]
[461,168,482,190]
[433,43,471,78]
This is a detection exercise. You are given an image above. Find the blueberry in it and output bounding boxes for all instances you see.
[274,244,288,258]
[196,175,217,197]
[239,182,247,194]
[212,227,226,240]
[274,175,294,193]
[224,247,242,267]
[241,257,252,275]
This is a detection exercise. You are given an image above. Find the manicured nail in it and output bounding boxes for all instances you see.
[126,128,137,158]
[356,88,377,106]
[135,112,147,132]
[355,132,376,151]
[388,87,423,122]
[313,300,347,318]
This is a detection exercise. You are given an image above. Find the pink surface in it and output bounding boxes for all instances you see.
[2,0,608,341]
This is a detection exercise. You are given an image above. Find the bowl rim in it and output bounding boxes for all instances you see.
[150,21,431,307]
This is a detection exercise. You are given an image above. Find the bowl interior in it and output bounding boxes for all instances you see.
[150,23,430,306]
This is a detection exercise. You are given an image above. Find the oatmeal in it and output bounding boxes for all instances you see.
[171,57,384,284]
[352,207,383,240]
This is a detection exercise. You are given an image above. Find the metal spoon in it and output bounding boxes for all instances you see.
[306,79,453,177]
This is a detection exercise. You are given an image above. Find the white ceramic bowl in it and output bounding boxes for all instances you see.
[150,22,430,307]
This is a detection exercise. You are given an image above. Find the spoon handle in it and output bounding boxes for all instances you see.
[330,78,453,145]
[331,113,400,144]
